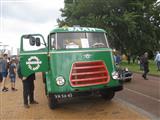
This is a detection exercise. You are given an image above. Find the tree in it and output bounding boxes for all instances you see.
[58,0,160,57]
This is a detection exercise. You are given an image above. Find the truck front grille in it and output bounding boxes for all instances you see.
[70,61,110,87]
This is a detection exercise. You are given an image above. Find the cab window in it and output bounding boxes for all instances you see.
[50,32,109,49]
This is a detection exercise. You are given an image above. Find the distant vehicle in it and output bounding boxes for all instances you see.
[19,27,123,109]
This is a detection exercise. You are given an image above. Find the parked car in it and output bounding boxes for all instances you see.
[116,65,133,82]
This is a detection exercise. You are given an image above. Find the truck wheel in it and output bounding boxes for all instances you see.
[48,95,58,109]
[100,90,115,100]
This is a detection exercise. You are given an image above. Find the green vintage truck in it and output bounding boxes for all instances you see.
[19,27,123,109]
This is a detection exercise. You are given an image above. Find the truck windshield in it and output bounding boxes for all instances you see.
[51,32,108,49]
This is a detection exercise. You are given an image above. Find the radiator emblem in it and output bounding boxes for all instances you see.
[83,54,92,59]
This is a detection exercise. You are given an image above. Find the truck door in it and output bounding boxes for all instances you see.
[19,34,49,77]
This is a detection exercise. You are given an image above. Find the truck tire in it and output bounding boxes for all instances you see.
[100,90,115,100]
[48,94,58,109]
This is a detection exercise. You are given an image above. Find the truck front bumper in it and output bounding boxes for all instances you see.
[51,85,123,99]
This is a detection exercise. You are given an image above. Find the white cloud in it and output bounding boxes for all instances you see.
[0,0,64,55]
[2,0,64,23]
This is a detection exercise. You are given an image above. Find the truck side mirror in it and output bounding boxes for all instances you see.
[36,38,41,46]
[29,36,36,46]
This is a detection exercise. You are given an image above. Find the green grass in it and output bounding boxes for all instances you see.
[120,60,160,76]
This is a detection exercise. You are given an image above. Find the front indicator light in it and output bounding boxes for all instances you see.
[112,71,119,80]
[56,76,65,86]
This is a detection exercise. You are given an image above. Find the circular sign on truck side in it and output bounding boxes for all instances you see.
[26,56,42,71]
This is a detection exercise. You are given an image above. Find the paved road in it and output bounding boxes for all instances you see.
[0,73,149,120]
[116,73,160,120]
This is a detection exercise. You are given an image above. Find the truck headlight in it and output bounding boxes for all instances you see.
[56,76,65,86]
[112,71,119,80]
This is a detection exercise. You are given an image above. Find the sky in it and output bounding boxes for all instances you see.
[0,0,64,54]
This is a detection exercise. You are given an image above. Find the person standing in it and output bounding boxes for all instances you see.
[9,59,17,91]
[155,51,160,71]
[139,55,144,70]
[17,63,38,108]
[0,57,3,91]
[142,52,149,80]
[1,54,9,92]
[116,54,121,65]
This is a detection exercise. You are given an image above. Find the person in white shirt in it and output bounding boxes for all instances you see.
[155,51,160,71]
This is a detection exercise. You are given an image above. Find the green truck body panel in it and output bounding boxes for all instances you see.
[46,48,119,93]
[20,48,49,77]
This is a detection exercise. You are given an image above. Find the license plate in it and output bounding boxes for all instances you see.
[54,93,72,99]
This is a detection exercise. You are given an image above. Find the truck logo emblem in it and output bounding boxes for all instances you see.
[83,54,92,59]
[26,56,42,71]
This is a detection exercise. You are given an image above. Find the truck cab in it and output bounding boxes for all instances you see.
[20,27,123,109]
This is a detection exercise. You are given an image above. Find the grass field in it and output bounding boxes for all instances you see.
[120,60,160,76]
